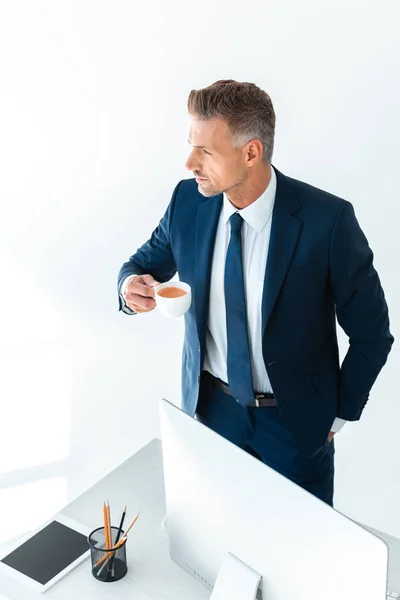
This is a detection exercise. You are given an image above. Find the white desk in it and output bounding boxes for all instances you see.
[0,438,399,599]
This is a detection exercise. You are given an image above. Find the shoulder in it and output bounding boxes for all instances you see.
[276,168,352,216]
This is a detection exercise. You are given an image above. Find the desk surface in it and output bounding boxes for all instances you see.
[0,438,399,599]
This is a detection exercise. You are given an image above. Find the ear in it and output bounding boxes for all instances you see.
[244,139,263,166]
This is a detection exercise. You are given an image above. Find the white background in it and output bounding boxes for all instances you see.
[0,0,398,547]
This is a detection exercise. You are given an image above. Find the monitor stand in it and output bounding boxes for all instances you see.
[210,552,262,600]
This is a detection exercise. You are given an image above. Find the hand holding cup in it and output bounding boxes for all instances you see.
[124,274,160,314]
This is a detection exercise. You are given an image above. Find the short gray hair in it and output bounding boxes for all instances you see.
[187,79,276,163]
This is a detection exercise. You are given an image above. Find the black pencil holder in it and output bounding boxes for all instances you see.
[88,526,127,582]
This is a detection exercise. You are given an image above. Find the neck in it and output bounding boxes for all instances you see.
[226,164,272,209]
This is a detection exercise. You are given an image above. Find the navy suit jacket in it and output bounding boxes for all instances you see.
[118,167,394,453]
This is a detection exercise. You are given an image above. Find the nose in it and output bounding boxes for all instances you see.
[185,150,200,172]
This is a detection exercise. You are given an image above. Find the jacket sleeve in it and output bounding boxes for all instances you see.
[329,201,394,420]
[117,181,182,314]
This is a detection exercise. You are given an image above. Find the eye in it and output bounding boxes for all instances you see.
[203,150,211,155]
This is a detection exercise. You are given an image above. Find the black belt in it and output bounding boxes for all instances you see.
[205,372,277,407]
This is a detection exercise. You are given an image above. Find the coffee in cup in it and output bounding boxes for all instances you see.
[154,282,191,317]
[157,287,188,299]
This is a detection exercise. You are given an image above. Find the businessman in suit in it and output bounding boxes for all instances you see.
[118,80,394,506]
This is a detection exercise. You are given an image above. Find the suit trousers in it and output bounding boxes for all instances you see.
[196,370,335,506]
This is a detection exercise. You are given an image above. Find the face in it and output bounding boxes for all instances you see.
[185,117,248,197]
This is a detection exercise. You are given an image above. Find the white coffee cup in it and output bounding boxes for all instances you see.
[154,281,192,317]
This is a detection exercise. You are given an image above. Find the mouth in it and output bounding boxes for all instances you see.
[195,176,207,182]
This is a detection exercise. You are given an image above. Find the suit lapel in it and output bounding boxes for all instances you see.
[261,168,302,335]
[194,194,223,346]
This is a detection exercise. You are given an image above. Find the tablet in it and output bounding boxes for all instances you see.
[0,514,91,593]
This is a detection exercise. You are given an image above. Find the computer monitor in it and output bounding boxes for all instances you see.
[159,398,389,600]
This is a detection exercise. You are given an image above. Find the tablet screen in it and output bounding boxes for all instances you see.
[1,520,89,585]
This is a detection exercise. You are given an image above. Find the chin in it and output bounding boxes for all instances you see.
[197,182,220,198]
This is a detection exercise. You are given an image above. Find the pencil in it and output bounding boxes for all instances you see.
[108,505,127,573]
[103,502,110,550]
[106,501,112,549]
[123,511,140,538]
[115,506,127,544]
[95,512,140,567]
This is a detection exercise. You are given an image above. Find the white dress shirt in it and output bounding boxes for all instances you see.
[123,167,346,433]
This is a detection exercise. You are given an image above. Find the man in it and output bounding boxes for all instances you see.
[117,79,394,506]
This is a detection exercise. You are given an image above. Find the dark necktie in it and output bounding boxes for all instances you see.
[224,212,254,407]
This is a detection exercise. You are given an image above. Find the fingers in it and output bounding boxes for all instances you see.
[130,281,157,298]
[128,275,160,297]
[124,274,160,313]
[141,274,160,289]
[126,294,156,312]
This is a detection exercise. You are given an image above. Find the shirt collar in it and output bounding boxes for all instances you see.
[222,166,277,233]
